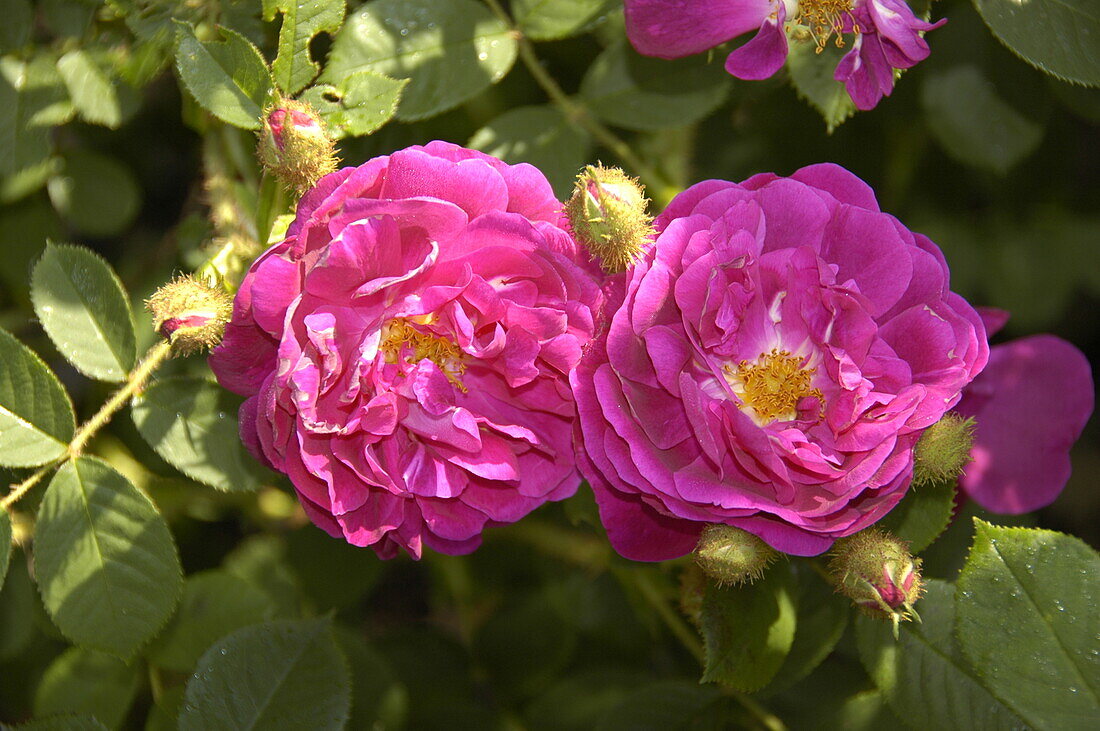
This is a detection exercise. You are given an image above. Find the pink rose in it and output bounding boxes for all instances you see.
[571,164,988,559]
[210,142,603,559]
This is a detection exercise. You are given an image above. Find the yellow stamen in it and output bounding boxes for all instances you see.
[380,318,468,392]
[792,0,856,53]
[725,348,823,425]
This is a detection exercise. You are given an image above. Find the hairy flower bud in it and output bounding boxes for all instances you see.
[829,529,923,637]
[913,412,975,487]
[146,275,233,355]
[564,164,654,273]
[693,524,777,585]
[257,98,338,195]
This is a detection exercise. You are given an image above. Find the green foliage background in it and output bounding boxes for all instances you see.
[0,0,1098,729]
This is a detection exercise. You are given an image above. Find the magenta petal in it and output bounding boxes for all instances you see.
[625,0,773,59]
[591,476,701,561]
[958,336,1094,513]
[724,17,789,81]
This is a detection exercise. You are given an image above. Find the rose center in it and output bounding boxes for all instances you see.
[725,348,823,425]
[380,317,468,392]
[790,0,856,52]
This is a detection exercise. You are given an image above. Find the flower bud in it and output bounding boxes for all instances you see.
[693,524,777,586]
[257,98,338,195]
[828,529,923,637]
[912,412,975,487]
[564,164,654,273]
[145,275,234,355]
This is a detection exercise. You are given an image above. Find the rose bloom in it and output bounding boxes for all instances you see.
[572,164,988,559]
[624,0,944,110]
[209,142,603,559]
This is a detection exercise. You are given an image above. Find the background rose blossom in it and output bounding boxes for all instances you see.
[572,163,988,559]
[210,142,603,559]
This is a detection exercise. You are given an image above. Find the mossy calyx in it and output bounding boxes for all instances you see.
[564,164,654,273]
[912,412,975,487]
[258,98,338,195]
[693,524,778,585]
[146,275,233,355]
[828,528,923,638]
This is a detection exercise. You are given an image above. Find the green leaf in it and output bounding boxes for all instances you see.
[131,377,269,492]
[33,647,142,729]
[468,104,590,198]
[298,70,407,140]
[0,195,61,306]
[579,42,729,131]
[323,0,518,121]
[179,617,352,731]
[0,547,37,660]
[787,38,856,134]
[700,565,797,691]
[263,0,345,95]
[223,535,302,618]
[173,21,273,129]
[513,0,615,41]
[31,243,137,382]
[878,480,956,554]
[147,570,276,672]
[856,579,1025,729]
[1,508,10,590]
[956,520,1100,729]
[0,56,64,201]
[973,0,1100,87]
[921,66,1044,175]
[56,50,122,128]
[34,457,183,658]
[0,0,33,53]
[336,628,408,730]
[0,326,74,467]
[47,149,142,237]
[526,670,648,731]
[144,685,185,731]
[14,715,109,731]
[594,680,723,731]
[765,568,849,693]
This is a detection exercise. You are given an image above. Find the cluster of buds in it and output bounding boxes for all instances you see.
[693,524,778,586]
[564,164,654,273]
[257,98,338,195]
[145,275,233,356]
[828,529,923,638]
[912,412,975,487]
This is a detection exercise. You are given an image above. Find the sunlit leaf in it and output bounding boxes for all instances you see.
[787,38,856,134]
[0,326,74,467]
[263,0,345,95]
[34,457,182,658]
[323,0,517,121]
[298,70,407,139]
[56,50,122,128]
[131,377,268,492]
[31,243,136,382]
[857,579,1025,729]
[173,21,273,129]
[513,0,615,41]
[955,520,1100,729]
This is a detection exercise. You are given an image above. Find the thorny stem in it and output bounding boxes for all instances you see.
[481,0,676,204]
[1,340,174,511]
